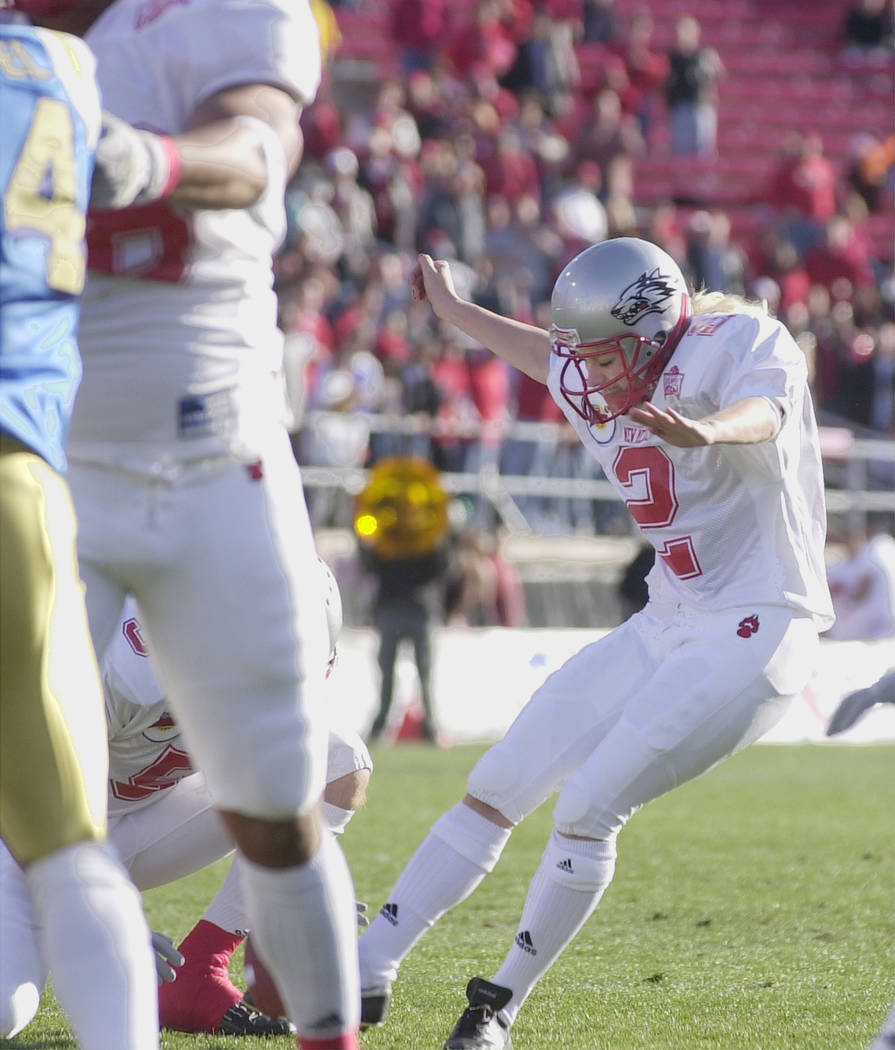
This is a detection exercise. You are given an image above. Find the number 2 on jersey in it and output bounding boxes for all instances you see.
[4,96,85,294]
[613,445,703,580]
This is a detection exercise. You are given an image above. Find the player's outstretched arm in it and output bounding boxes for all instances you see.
[411,253,552,384]
[92,83,303,212]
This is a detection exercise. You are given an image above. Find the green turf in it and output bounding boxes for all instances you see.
[5,743,893,1050]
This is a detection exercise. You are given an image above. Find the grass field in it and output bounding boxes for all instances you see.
[6,742,894,1050]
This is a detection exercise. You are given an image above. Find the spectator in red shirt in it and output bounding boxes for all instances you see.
[805,215,877,291]
[765,131,839,254]
[612,8,669,144]
[480,126,542,206]
[390,0,448,74]
[446,0,517,81]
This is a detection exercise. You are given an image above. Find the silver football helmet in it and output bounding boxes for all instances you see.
[550,238,691,425]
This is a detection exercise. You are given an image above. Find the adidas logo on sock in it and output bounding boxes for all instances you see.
[380,902,399,926]
[514,930,537,956]
[557,857,575,874]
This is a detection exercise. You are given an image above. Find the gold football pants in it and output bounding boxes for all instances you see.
[0,434,107,864]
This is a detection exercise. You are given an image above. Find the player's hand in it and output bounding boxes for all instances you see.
[410,253,459,316]
[356,901,370,928]
[151,930,185,986]
[827,687,888,736]
[627,403,714,446]
[91,112,180,210]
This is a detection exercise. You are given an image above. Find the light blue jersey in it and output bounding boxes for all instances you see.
[0,23,100,472]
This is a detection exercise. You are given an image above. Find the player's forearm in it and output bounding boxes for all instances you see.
[166,121,270,208]
[701,396,782,444]
[437,298,552,383]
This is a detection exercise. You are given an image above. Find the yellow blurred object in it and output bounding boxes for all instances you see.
[353,457,449,560]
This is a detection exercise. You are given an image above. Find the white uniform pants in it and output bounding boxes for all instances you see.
[69,433,329,818]
[467,602,819,838]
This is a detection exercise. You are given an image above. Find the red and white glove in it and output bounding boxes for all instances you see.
[91,111,182,210]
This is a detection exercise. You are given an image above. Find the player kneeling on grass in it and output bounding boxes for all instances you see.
[357,238,835,1049]
[0,562,372,1040]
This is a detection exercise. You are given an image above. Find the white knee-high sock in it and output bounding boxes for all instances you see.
[26,842,159,1050]
[358,802,511,989]
[240,834,359,1037]
[492,831,617,1026]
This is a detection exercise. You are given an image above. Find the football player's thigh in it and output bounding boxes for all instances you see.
[0,839,45,1037]
[138,444,329,817]
[467,616,657,825]
[0,442,107,863]
[111,774,234,891]
[67,461,134,656]
[554,608,820,838]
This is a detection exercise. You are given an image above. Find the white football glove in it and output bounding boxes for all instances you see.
[151,930,185,986]
[91,111,181,210]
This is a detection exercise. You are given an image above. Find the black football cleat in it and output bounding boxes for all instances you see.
[360,984,392,1029]
[443,977,513,1049]
[217,998,295,1037]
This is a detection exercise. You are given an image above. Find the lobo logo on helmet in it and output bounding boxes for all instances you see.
[611,268,679,327]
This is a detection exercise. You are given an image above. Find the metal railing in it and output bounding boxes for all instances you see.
[297,411,895,535]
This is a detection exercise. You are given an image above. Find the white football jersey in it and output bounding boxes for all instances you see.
[69,0,322,469]
[547,311,835,628]
[102,598,194,818]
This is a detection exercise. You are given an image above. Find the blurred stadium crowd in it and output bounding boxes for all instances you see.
[275,0,894,534]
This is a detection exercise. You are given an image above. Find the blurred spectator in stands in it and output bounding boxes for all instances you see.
[648,200,688,262]
[485,195,558,307]
[466,346,512,473]
[515,90,572,200]
[602,155,639,237]
[612,8,669,144]
[406,69,452,142]
[501,7,580,117]
[359,125,420,252]
[390,0,448,75]
[842,0,895,58]
[804,214,877,293]
[444,527,500,626]
[326,147,378,255]
[664,14,724,156]
[763,237,813,312]
[826,517,895,641]
[302,368,371,527]
[683,209,748,295]
[480,125,542,207]
[447,0,518,81]
[418,151,489,266]
[301,81,343,162]
[549,161,609,259]
[764,131,838,255]
[847,133,895,213]
[583,0,618,44]
[445,525,527,627]
[569,86,645,179]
